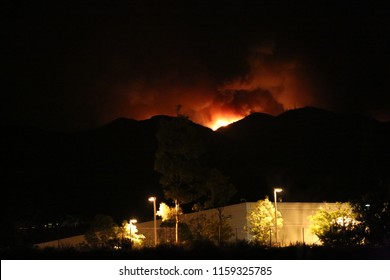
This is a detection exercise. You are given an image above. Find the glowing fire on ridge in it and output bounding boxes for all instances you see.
[209,115,243,131]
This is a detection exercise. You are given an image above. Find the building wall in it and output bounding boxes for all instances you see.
[136,202,337,245]
[35,234,86,249]
[276,202,331,245]
[35,202,337,248]
[180,202,251,241]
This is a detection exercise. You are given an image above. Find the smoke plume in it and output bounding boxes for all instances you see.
[108,43,317,129]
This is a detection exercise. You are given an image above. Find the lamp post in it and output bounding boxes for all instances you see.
[148,196,157,246]
[273,187,283,246]
[129,219,137,247]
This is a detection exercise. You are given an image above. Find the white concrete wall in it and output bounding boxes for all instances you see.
[137,202,337,245]
[245,202,337,245]
[35,234,86,249]
[277,202,328,245]
[135,203,250,244]
[35,202,337,248]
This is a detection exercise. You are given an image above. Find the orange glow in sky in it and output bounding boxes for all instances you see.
[108,42,318,131]
[208,115,243,130]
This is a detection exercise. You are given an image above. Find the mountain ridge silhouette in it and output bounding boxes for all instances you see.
[1,107,389,224]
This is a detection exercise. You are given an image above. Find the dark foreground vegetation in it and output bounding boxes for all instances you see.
[2,242,389,260]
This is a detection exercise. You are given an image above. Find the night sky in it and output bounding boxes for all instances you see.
[2,1,390,131]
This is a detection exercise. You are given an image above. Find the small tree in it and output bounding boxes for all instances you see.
[309,202,365,246]
[193,168,236,245]
[156,202,180,221]
[246,197,283,246]
[84,215,120,249]
[120,220,145,249]
[159,220,193,243]
[189,213,233,245]
[352,192,390,245]
[157,202,191,243]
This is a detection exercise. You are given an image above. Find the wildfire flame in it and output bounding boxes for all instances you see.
[208,115,243,130]
[105,43,318,130]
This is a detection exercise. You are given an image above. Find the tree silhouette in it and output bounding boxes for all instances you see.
[154,117,205,243]
[352,192,390,245]
[193,168,236,245]
[189,213,233,245]
[84,215,119,249]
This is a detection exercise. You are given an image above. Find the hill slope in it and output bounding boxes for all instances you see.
[1,108,389,226]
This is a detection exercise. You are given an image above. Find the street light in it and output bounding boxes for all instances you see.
[129,219,137,247]
[148,196,157,246]
[273,187,283,246]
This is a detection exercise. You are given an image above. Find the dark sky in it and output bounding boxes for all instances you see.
[2,1,390,131]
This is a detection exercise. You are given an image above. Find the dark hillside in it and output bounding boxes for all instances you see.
[1,108,389,230]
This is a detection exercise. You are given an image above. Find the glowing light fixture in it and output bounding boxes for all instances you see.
[148,196,157,246]
[129,219,137,246]
[273,187,283,246]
